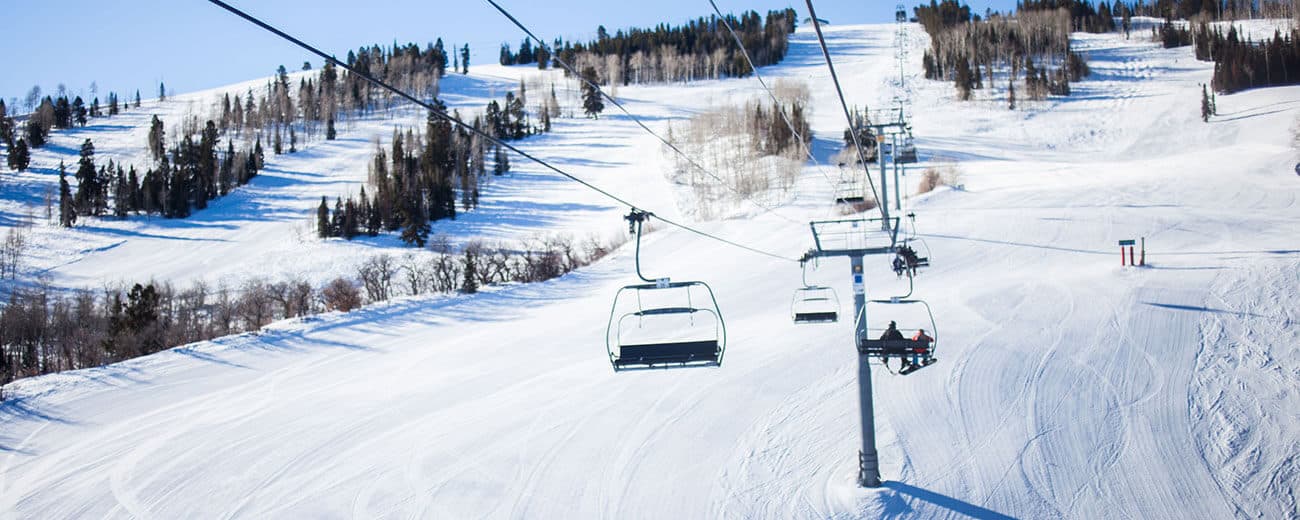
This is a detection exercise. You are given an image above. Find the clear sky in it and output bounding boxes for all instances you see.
[5,0,1019,110]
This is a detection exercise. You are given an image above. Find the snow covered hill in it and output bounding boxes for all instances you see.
[2,21,1298,519]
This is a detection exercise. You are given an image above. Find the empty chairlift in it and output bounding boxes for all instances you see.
[791,259,840,323]
[896,137,918,164]
[607,280,726,371]
[792,286,840,323]
[605,210,727,371]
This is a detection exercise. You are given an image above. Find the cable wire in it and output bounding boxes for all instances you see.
[206,0,799,263]
[484,0,804,225]
[802,0,887,222]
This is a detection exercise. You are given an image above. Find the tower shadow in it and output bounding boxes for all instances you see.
[881,481,1018,520]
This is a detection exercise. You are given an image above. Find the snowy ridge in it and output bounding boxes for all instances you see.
[2,21,1299,519]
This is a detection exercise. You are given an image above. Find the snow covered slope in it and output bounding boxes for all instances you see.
[2,21,1298,519]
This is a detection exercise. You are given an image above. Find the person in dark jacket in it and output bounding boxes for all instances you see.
[881,321,904,340]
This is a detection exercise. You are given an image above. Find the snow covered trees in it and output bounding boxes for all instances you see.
[916,1,1089,102]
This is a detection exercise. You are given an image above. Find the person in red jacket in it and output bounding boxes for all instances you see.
[904,328,934,369]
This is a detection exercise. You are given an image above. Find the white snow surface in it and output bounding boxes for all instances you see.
[2,22,1299,519]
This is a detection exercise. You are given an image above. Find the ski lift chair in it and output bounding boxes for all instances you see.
[896,137,918,164]
[835,172,867,204]
[606,280,726,371]
[792,285,840,323]
[856,298,938,375]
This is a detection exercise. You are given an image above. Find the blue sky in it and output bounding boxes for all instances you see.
[5,0,1018,110]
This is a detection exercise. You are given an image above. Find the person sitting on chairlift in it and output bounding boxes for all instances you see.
[881,321,905,341]
[892,255,907,277]
[897,245,920,276]
[905,328,934,369]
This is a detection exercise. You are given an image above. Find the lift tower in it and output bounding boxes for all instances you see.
[804,217,900,487]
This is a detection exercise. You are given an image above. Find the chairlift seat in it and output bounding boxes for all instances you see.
[614,340,720,370]
[793,311,839,323]
[857,338,932,357]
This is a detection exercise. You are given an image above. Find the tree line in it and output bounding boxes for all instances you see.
[0,232,619,400]
[1164,22,1300,93]
[915,0,1091,102]
[500,9,798,85]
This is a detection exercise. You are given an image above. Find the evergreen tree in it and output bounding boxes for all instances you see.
[399,194,429,247]
[461,247,478,294]
[74,139,98,215]
[316,196,331,238]
[326,117,336,140]
[113,167,129,218]
[73,96,87,126]
[580,66,605,118]
[148,115,166,161]
[331,197,345,236]
[58,163,75,227]
[461,44,470,74]
[159,82,166,101]
[134,89,141,108]
[8,138,29,171]
[342,198,359,239]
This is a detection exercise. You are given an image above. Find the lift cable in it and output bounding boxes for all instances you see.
[802,0,887,222]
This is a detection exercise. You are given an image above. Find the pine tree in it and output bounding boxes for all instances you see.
[159,82,166,101]
[148,115,165,162]
[316,196,331,238]
[58,163,75,227]
[580,66,605,118]
[9,138,30,171]
[461,247,478,294]
[113,167,129,218]
[399,194,429,247]
[461,44,470,74]
[74,139,98,215]
[134,90,141,108]
[342,198,359,239]
[73,96,87,126]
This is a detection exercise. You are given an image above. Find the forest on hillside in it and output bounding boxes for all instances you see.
[501,9,798,85]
